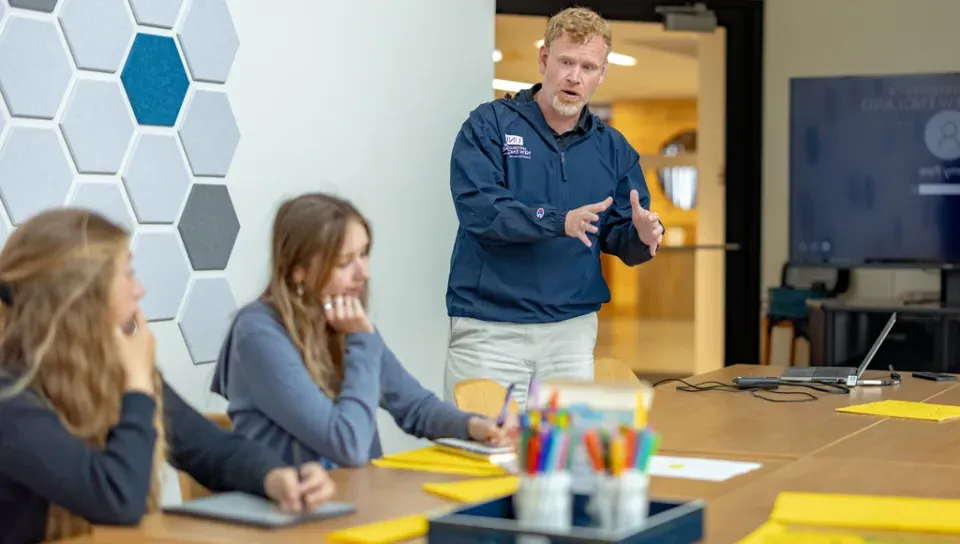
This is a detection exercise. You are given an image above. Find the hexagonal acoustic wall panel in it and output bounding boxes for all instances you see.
[60,79,135,175]
[121,33,190,126]
[68,182,136,233]
[178,90,240,177]
[178,0,239,84]
[132,232,191,321]
[177,184,239,271]
[59,0,135,73]
[128,0,183,30]
[9,0,57,12]
[178,277,237,364]
[122,134,191,224]
[0,16,73,120]
[0,127,74,225]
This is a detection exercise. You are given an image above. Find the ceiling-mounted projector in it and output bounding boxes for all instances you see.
[655,3,717,33]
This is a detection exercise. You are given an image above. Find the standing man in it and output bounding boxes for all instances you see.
[443,7,664,407]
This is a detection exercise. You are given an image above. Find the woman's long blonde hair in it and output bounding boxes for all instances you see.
[0,209,165,540]
[261,193,371,397]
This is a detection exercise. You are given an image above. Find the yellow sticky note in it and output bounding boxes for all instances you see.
[770,492,960,534]
[372,447,508,477]
[737,522,871,543]
[325,514,427,544]
[835,400,960,422]
[423,476,519,503]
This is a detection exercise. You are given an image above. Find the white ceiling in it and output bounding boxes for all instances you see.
[494,14,701,102]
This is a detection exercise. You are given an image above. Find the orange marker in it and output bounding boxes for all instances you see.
[584,430,606,472]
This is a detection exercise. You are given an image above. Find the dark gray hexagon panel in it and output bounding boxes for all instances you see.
[9,0,57,12]
[177,184,239,271]
[60,79,135,174]
[59,0,135,73]
[122,134,191,224]
[178,90,240,177]
[128,0,183,29]
[0,127,73,225]
[178,277,237,364]
[177,0,238,83]
[0,16,73,119]
[132,232,190,321]
[68,182,135,233]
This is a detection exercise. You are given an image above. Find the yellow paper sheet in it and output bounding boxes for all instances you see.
[371,446,508,477]
[423,476,519,503]
[736,521,885,543]
[770,492,960,534]
[835,400,960,422]
[325,514,427,544]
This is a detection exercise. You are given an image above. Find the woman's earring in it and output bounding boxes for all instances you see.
[296,283,304,297]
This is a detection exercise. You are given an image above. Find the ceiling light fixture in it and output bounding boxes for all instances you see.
[492,49,503,62]
[492,79,534,93]
[534,40,637,67]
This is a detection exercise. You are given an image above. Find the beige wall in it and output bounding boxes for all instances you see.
[763,0,954,336]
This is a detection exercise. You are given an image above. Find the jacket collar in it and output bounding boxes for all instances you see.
[503,83,601,149]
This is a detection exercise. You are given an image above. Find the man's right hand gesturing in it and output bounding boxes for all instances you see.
[565,197,613,247]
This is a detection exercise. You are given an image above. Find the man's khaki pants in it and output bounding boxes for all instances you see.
[443,312,598,409]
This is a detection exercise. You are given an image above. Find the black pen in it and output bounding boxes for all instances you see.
[292,442,306,512]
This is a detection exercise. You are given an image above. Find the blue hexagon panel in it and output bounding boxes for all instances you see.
[177,183,239,271]
[121,33,190,127]
[178,277,237,364]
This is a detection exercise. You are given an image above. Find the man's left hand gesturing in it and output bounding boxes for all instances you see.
[630,189,664,256]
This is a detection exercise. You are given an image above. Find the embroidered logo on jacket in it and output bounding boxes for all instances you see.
[502,134,531,159]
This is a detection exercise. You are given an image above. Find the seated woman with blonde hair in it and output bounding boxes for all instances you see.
[211,193,509,469]
[0,209,335,544]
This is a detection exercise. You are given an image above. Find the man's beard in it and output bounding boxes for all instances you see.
[551,92,584,117]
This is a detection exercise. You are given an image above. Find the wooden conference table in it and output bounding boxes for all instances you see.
[63,364,960,543]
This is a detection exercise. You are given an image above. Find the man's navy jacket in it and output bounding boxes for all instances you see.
[446,84,657,324]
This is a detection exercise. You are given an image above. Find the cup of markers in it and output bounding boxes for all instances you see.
[513,389,575,540]
[584,425,661,533]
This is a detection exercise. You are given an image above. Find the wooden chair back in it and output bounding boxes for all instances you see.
[453,378,520,419]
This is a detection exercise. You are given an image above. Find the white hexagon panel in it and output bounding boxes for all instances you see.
[0,127,74,225]
[122,134,191,224]
[0,16,73,119]
[59,0,135,73]
[178,277,237,364]
[128,0,184,30]
[67,182,136,233]
[178,90,240,177]
[132,232,191,321]
[60,79,135,175]
[177,0,239,83]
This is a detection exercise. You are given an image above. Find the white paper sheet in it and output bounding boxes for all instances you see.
[647,455,763,482]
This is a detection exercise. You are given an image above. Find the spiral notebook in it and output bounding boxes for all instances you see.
[163,491,355,528]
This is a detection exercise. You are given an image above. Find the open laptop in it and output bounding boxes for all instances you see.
[779,312,897,386]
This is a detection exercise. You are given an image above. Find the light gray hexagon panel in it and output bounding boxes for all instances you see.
[0,16,73,119]
[128,0,183,29]
[60,79,135,174]
[9,0,57,12]
[59,0,135,73]
[178,90,240,177]
[177,0,238,84]
[177,184,239,271]
[68,182,135,232]
[132,232,190,321]
[178,277,237,364]
[122,134,190,224]
[0,127,73,225]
